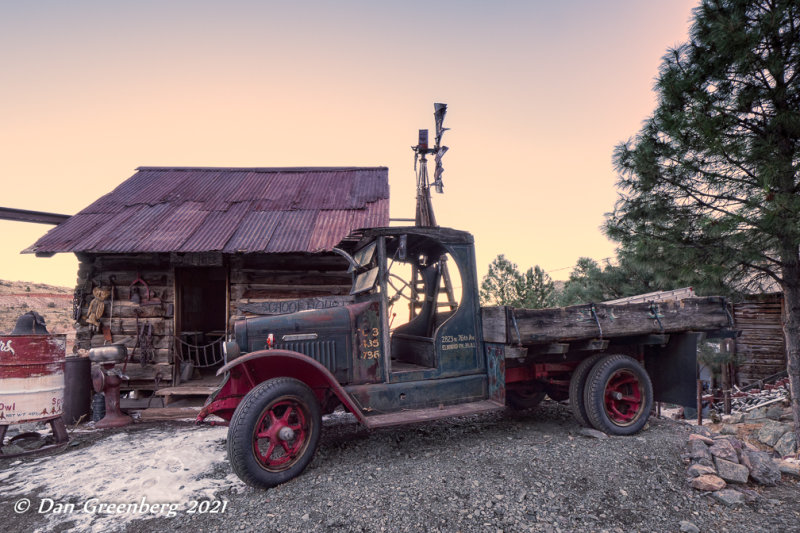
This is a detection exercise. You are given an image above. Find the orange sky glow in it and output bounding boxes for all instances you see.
[0,0,698,287]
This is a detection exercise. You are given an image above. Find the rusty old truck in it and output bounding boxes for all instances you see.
[197,226,732,488]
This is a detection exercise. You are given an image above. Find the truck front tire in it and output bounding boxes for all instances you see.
[227,377,322,488]
[583,354,653,435]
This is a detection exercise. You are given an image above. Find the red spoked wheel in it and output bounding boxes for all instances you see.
[584,354,653,435]
[253,399,310,470]
[602,369,645,426]
[228,377,321,488]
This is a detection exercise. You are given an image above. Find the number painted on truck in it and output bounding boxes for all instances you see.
[359,327,381,359]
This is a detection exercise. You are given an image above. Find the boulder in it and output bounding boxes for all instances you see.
[738,448,753,472]
[687,439,713,464]
[578,428,609,440]
[773,430,797,457]
[724,413,744,424]
[679,520,700,533]
[709,439,739,463]
[775,459,800,477]
[712,489,745,506]
[714,457,749,484]
[757,420,791,447]
[719,424,738,435]
[688,433,714,445]
[692,426,713,438]
[746,450,781,486]
[691,474,726,491]
[744,407,768,421]
[687,464,717,478]
[766,405,785,420]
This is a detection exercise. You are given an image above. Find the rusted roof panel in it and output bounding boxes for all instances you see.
[26,166,389,254]
[75,206,145,251]
[179,201,251,252]
[307,210,355,252]
[223,211,283,253]
[23,213,113,253]
[264,210,319,253]
[100,203,175,252]
[138,202,209,252]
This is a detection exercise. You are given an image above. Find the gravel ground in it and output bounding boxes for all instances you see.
[4,400,800,532]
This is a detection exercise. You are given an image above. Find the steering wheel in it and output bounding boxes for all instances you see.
[387,273,413,303]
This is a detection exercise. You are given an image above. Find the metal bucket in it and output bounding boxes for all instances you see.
[0,334,67,425]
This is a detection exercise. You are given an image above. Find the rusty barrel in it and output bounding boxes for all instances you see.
[0,334,67,425]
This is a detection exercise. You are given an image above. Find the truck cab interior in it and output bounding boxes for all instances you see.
[345,227,478,378]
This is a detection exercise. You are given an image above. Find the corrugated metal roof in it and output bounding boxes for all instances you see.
[26,167,389,254]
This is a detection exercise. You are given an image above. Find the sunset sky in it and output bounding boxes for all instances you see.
[1,0,698,288]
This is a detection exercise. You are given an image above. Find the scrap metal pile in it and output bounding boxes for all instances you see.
[709,371,790,415]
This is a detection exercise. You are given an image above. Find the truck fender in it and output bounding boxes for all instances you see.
[196,349,365,424]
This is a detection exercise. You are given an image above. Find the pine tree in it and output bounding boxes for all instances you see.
[518,265,558,309]
[480,255,522,306]
[480,256,557,309]
[607,0,800,440]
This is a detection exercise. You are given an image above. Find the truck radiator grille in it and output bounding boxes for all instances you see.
[276,340,337,372]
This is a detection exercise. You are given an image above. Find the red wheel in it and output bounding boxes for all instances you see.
[584,354,653,435]
[602,369,645,425]
[228,377,321,488]
[253,399,311,470]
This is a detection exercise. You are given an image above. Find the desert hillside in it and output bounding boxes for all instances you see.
[0,280,75,351]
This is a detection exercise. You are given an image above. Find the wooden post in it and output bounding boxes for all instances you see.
[723,363,732,415]
[697,379,703,426]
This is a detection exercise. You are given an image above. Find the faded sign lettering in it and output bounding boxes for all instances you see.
[0,339,15,356]
[240,296,354,316]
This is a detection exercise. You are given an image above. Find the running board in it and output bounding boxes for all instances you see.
[362,399,504,429]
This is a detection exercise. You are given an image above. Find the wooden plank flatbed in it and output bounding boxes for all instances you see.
[481,297,731,347]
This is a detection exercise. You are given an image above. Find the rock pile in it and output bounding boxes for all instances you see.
[683,420,800,506]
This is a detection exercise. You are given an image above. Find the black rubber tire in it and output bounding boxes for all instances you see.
[583,354,653,436]
[227,377,321,488]
[568,353,605,427]
[506,385,547,410]
[545,389,569,402]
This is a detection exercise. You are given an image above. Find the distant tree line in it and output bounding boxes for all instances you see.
[479,245,733,309]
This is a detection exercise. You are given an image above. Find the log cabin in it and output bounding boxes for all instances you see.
[25,166,389,396]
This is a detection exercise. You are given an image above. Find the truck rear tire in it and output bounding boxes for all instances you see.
[568,353,605,427]
[506,385,546,410]
[583,354,653,436]
[227,377,321,488]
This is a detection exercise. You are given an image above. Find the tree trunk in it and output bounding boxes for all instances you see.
[780,264,800,448]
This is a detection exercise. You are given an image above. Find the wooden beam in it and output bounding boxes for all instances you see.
[484,297,731,346]
[526,343,569,356]
[570,339,610,351]
[609,334,670,346]
[0,206,70,225]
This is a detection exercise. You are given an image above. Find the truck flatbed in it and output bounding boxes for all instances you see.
[481,297,731,346]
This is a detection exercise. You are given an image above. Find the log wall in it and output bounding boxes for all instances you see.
[75,253,175,389]
[74,252,351,390]
[733,292,786,385]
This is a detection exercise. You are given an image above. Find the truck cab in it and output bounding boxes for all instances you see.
[200,227,505,488]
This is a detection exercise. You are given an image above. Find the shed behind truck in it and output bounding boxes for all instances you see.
[24,166,389,392]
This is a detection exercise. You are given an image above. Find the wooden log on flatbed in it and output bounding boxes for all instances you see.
[482,297,731,345]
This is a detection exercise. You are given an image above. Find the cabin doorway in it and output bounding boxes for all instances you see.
[174,267,228,381]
